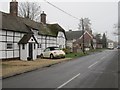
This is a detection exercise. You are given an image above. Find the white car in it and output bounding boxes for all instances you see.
[40,47,65,59]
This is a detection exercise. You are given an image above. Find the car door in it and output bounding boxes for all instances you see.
[43,48,50,58]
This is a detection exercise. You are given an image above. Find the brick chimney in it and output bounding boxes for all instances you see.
[10,0,18,16]
[40,11,46,24]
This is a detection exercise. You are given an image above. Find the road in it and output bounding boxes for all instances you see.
[3,49,119,89]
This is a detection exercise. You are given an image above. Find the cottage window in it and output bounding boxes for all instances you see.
[38,43,41,48]
[22,44,25,49]
[7,43,13,49]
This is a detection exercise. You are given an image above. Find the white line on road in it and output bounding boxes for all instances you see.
[88,61,98,68]
[101,57,105,60]
[56,73,80,89]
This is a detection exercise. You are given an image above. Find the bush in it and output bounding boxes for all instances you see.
[62,47,71,54]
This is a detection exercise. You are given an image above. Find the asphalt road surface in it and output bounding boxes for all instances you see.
[3,49,119,89]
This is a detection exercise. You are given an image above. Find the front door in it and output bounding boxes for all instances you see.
[28,43,33,60]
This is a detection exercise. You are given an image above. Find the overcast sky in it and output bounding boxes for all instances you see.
[0,0,118,41]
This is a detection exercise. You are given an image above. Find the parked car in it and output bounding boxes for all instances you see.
[40,47,65,59]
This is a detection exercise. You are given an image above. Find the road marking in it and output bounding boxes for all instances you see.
[101,57,105,60]
[88,61,98,68]
[56,73,80,89]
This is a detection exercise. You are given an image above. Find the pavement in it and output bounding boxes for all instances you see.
[2,49,119,89]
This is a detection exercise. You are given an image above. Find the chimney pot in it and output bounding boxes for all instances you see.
[10,0,18,16]
[41,11,46,24]
[12,0,17,2]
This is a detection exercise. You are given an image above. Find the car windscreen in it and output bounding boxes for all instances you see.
[50,47,60,51]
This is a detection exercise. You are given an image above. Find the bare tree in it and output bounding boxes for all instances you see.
[113,24,120,35]
[18,2,41,21]
[78,18,91,31]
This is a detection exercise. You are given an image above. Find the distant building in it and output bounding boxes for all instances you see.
[65,30,96,53]
[96,40,103,49]
[107,39,115,49]
[94,34,103,49]
[0,0,66,60]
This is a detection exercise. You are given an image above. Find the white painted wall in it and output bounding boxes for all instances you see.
[7,36,13,42]
[20,44,28,60]
[28,37,36,43]
[2,42,6,51]
[15,32,21,37]
[7,51,13,58]
[14,50,19,57]
[0,30,25,59]
[7,31,13,36]
[32,44,37,60]
[37,36,42,56]
[14,37,21,42]
[0,29,66,60]
[28,37,38,60]
[57,32,66,49]
[66,40,73,52]
[0,41,2,59]
[2,36,6,42]
[2,30,6,35]
[66,40,73,48]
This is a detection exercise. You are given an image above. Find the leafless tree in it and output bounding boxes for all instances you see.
[78,18,91,31]
[18,2,41,21]
[113,24,120,35]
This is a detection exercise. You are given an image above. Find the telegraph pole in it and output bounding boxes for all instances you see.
[81,18,85,54]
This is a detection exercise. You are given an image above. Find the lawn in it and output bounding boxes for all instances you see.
[87,48,107,54]
[65,48,105,58]
[65,52,87,58]
[2,58,71,78]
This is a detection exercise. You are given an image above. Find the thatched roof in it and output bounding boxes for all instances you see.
[1,11,65,37]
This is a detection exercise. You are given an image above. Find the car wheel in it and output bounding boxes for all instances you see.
[62,56,65,58]
[40,54,43,58]
[50,54,54,59]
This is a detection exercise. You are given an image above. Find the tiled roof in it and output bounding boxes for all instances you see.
[65,30,83,40]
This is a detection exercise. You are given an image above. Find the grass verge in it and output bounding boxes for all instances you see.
[65,52,88,58]
[1,58,71,78]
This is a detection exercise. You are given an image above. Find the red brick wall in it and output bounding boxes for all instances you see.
[73,32,92,45]
[73,32,93,52]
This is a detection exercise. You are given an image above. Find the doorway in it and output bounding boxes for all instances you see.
[28,43,33,60]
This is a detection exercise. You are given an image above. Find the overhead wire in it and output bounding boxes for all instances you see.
[43,0,80,20]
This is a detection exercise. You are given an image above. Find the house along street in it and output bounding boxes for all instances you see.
[3,49,119,88]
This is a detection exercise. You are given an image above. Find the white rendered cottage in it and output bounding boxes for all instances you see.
[0,0,66,61]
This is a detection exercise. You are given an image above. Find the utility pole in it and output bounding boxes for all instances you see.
[81,18,85,54]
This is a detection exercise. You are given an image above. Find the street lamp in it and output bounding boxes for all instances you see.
[81,18,85,54]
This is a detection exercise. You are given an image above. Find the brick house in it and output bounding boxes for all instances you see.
[66,30,96,53]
